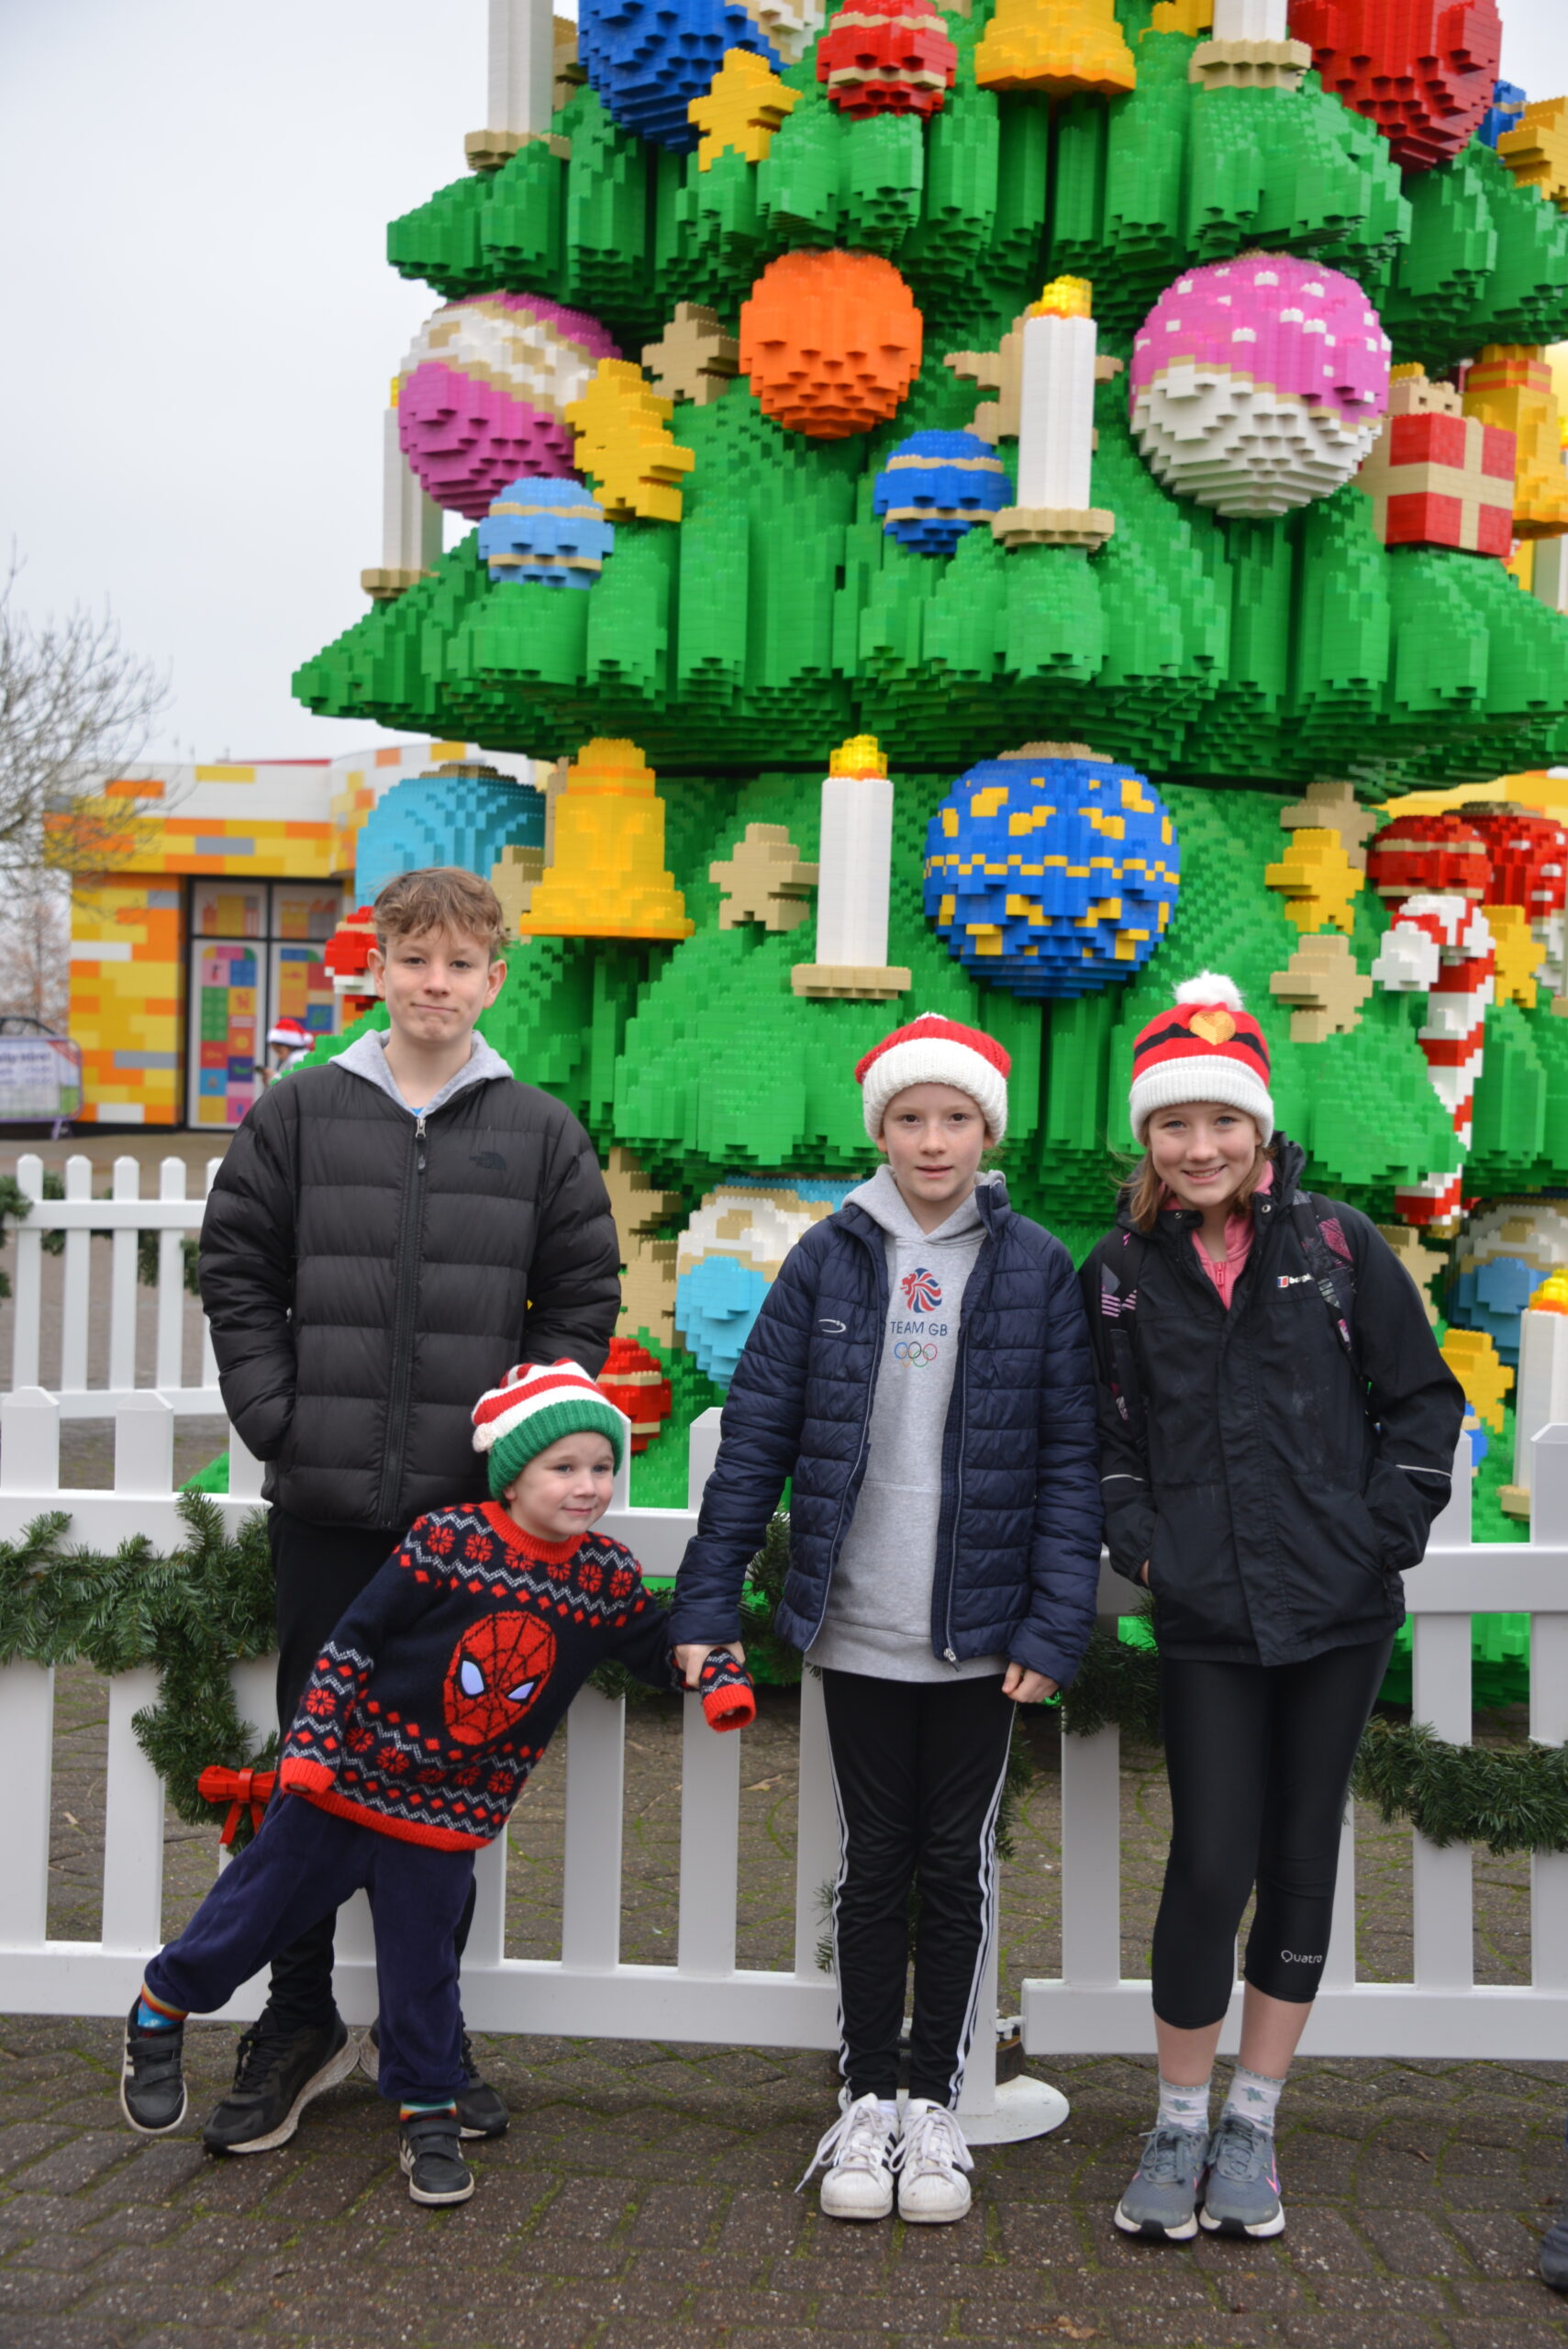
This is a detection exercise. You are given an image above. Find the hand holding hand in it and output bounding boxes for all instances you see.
[674,1640,745,1688]
[1002,1661,1058,1706]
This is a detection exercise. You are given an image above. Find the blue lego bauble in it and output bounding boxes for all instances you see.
[924,751,1181,998]
[1477,79,1527,149]
[477,475,616,589]
[577,0,782,151]
[872,429,1009,555]
[355,765,546,903]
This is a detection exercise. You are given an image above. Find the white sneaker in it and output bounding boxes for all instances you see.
[894,2099,973,2224]
[798,2091,898,2221]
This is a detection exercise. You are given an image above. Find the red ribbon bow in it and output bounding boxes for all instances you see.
[196,1765,276,1845]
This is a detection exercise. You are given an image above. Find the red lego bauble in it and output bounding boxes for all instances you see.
[1367,813,1494,907]
[1466,809,1568,918]
[816,0,957,120]
[595,1335,673,1453]
[1286,0,1502,173]
[442,1611,556,1749]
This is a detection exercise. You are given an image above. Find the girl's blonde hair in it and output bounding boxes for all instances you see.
[1119,1127,1277,1235]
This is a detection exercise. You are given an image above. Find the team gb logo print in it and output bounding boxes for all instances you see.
[901,1268,941,1313]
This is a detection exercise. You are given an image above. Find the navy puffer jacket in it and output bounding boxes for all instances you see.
[669,1178,1104,1687]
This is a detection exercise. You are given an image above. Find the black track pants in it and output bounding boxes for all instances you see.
[265,1508,475,2032]
[1151,1634,1395,2032]
[821,1669,1014,2109]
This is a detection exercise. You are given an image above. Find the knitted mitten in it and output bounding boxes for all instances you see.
[698,1648,756,1731]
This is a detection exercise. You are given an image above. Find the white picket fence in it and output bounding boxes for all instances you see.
[1,1154,1566,2112]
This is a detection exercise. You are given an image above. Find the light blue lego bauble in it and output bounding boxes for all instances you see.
[924,751,1180,998]
[674,1178,853,1386]
[577,0,781,151]
[1447,1254,1540,1366]
[476,476,616,589]
[354,765,546,904]
[872,429,1009,555]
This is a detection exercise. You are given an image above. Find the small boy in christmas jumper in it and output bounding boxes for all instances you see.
[119,1360,753,2206]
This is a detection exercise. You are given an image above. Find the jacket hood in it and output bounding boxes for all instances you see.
[842,1163,995,1243]
[335,1027,513,1116]
[1114,1132,1307,1237]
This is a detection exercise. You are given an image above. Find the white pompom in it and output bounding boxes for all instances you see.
[1173,971,1244,1012]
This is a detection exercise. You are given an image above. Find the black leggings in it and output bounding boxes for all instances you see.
[821,1670,1015,2109]
[1151,1636,1394,2032]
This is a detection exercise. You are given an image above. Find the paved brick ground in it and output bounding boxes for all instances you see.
[7,1674,1568,2347]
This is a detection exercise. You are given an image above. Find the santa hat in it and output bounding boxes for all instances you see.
[472,1359,627,1497]
[268,1017,313,1048]
[854,1012,1010,1142]
[1127,974,1274,1144]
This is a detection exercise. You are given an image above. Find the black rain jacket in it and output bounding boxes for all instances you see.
[198,1060,619,1529]
[668,1175,1104,1687]
[1080,1136,1465,1667]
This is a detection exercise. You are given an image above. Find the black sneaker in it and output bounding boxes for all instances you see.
[1543,2203,1568,2292]
[120,2003,188,2135]
[360,2020,509,2140]
[399,2110,474,2206]
[201,2011,359,2154]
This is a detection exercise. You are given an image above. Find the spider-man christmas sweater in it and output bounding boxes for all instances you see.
[279,1501,683,1852]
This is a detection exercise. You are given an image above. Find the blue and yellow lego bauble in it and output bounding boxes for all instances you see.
[872,429,1010,555]
[578,0,783,151]
[477,476,616,589]
[923,749,1180,997]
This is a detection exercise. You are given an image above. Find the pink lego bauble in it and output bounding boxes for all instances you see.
[1129,254,1391,518]
[395,294,621,520]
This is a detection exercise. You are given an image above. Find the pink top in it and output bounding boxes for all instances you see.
[1169,1163,1273,1309]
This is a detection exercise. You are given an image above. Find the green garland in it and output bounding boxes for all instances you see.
[4,1501,1564,1860]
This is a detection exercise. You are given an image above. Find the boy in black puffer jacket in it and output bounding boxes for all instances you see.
[670,1013,1102,2229]
[197,867,618,2157]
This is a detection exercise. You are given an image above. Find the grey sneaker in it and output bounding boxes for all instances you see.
[1114,2124,1206,2241]
[1199,2112,1285,2238]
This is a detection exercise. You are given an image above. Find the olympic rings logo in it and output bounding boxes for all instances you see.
[894,1341,940,1365]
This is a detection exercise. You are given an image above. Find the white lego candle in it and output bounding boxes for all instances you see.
[1213,0,1288,35]
[1015,279,1097,514]
[489,0,556,137]
[381,405,442,577]
[816,740,893,969]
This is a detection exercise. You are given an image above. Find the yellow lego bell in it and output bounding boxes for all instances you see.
[974,0,1137,96]
[516,739,695,941]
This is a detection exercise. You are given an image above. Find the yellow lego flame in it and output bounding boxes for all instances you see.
[1030,275,1094,320]
[1530,1271,1568,1316]
[828,734,888,777]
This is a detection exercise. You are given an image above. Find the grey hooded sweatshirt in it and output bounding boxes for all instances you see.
[806,1165,1006,1683]
[333,1027,514,1116]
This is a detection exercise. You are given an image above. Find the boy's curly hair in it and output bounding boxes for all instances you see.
[373,867,509,962]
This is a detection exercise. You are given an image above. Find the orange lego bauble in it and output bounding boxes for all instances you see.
[739,250,924,440]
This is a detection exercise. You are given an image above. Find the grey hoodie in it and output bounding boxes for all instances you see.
[806,1165,1006,1683]
[333,1028,513,1118]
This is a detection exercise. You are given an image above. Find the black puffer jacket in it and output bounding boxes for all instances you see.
[1080,1137,1465,1668]
[669,1177,1104,1687]
[199,1060,619,1528]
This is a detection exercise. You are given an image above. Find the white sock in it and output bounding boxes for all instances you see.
[1156,2074,1211,2135]
[1224,2065,1285,2134]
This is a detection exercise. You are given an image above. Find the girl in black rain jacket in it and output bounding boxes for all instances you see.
[1080,973,1463,2251]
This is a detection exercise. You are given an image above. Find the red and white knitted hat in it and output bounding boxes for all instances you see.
[854,1011,1011,1142]
[472,1359,628,1497]
[1128,974,1273,1144]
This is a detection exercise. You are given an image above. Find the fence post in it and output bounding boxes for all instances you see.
[155,1161,187,1393]
[108,1157,140,1396]
[1531,1426,1568,1989]
[561,1688,626,1970]
[793,1669,838,1979]
[60,1155,92,1396]
[10,1154,43,1391]
[677,1694,740,1977]
[228,1426,266,1503]
[1,1386,61,1493]
[0,1660,54,1946]
[114,1392,175,1497]
[1410,1431,1473,1992]
[1061,1725,1122,1987]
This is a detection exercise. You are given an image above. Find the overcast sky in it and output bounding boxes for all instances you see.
[2,0,1565,763]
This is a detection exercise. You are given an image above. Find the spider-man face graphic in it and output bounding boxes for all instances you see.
[442,1611,556,1749]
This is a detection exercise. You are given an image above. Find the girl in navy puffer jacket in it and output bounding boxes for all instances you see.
[670,1014,1102,2228]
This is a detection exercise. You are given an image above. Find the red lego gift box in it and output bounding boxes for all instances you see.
[1356,378,1517,559]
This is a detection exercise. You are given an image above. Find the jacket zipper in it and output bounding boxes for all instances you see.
[374,1110,428,1527]
[937,1232,992,1664]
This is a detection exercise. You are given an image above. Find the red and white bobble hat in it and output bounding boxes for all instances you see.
[854,1011,1011,1143]
[472,1359,628,1497]
[1128,973,1274,1144]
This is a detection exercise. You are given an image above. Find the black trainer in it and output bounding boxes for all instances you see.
[399,2110,474,2206]
[201,2010,359,2154]
[120,2002,188,2135]
[360,2020,509,2140]
[1543,2203,1568,2292]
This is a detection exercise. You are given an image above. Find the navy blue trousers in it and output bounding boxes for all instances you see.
[144,1797,474,2105]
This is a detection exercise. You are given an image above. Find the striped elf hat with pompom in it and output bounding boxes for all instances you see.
[472,1359,628,1497]
[1127,973,1274,1144]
